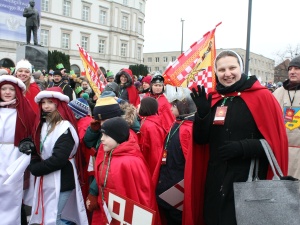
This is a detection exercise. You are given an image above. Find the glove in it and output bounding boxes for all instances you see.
[19,137,36,155]
[218,141,244,161]
[86,193,100,212]
[190,85,212,118]
[90,119,101,132]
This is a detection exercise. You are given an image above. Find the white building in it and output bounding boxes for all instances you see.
[0,0,146,75]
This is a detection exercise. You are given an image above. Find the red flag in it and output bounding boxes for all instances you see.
[77,45,107,96]
[163,22,221,93]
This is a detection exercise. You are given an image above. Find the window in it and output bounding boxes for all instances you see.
[121,43,127,57]
[155,67,159,71]
[139,2,143,11]
[62,33,70,49]
[137,20,142,34]
[123,0,128,5]
[82,6,90,21]
[40,29,49,46]
[137,46,141,60]
[99,10,106,25]
[148,57,152,62]
[163,57,168,62]
[63,1,71,17]
[99,39,105,54]
[121,16,128,30]
[148,67,151,72]
[81,36,89,51]
[172,56,176,61]
[41,0,49,11]
[155,57,159,62]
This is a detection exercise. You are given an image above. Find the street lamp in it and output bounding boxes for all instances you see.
[181,18,184,54]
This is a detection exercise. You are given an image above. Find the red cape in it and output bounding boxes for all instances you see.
[211,80,288,177]
[25,82,40,114]
[145,92,175,132]
[138,115,168,188]
[127,85,140,108]
[180,120,209,225]
[92,132,160,225]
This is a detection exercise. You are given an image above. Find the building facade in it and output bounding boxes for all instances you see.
[0,0,146,75]
[143,48,275,84]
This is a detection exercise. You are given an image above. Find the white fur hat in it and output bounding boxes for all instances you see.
[15,59,32,73]
[0,75,26,92]
[35,87,69,103]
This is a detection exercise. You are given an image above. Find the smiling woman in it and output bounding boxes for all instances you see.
[15,59,40,113]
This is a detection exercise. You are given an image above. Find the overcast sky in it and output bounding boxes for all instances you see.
[143,0,299,61]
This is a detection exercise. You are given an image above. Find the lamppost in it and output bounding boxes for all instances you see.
[181,18,184,54]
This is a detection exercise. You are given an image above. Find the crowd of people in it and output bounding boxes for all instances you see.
[0,50,299,225]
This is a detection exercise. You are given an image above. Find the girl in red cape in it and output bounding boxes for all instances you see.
[190,50,288,225]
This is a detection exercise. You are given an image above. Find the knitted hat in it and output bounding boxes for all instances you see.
[93,96,122,120]
[81,93,89,100]
[53,70,62,76]
[32,71,42,79]
[101,117,129,144]
[103,82,120,97]
[100,91,116,98]
[288,56,300,71]
[68,98,89,119]
[15,59,32,73]
[0,69,9,76]
[35,86,69,103]
[142,75,152,85]
[139,97,158,116]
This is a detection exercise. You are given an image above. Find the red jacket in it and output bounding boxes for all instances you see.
[138,115,167,188]
[145,93,175,132]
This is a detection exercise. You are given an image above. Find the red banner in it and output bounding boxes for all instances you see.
[77,45,107,96]
[163,22,221,93]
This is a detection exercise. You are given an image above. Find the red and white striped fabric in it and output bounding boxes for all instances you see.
[78,45,107,96]
[158,179,184,211]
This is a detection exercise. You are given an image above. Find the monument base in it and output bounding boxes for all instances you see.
[16,44,48,71]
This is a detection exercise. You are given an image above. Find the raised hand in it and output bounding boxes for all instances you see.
[190,85,212,118]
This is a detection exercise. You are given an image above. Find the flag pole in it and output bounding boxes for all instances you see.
[181,18,185,54]
[245,0,252,75]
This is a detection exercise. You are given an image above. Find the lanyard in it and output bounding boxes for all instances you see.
[221,96,234,106]
[40,133,49,153]
[288,89,297,107]
[164,121,184,150]
[100,149,114,201]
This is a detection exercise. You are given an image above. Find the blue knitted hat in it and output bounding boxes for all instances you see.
[68,98,89,119]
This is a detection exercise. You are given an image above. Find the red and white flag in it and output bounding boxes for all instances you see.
[106,190,156,225]
[163,22,221,93]
[77,45,107,96]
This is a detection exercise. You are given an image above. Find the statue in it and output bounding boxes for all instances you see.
[23,0,40,45]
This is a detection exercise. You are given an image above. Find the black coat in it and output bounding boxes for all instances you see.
[30,128,75,192]
[193,80,269,225]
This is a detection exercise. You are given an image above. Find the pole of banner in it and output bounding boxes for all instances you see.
[245,0,252,75]
[181,18,185,54]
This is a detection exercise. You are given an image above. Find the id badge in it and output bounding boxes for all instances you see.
[161,149,167,165]
[102,201,112,224]
[285,108,295,122]
[213,106,228,125]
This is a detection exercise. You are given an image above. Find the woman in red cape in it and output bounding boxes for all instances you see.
[191,50,288,225]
